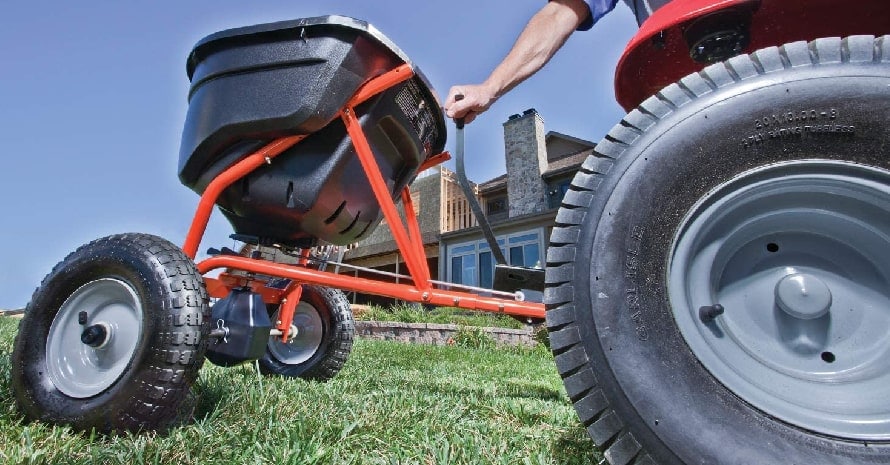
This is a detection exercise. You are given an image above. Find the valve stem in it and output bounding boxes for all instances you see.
[699,304,725,322]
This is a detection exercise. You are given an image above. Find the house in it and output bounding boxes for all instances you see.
[337,108,595,305]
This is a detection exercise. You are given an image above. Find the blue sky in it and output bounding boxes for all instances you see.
[0,1,636,309]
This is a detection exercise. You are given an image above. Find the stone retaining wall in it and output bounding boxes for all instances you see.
[0,311,538,347]
[354,321,537,347]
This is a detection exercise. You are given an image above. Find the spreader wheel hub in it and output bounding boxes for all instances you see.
[80,323,111,348]
[775,273,831,320]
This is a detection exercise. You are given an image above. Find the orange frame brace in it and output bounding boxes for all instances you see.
[183,64,545,320]
[276,282,303,342]
[196,255,544,318]
[182,135,306,259]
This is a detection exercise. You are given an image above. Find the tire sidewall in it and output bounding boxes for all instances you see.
[575,63,890,463]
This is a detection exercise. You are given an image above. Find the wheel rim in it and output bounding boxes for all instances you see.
[268,301,324,365]
[669,160,890,440]
[46,278,144,398]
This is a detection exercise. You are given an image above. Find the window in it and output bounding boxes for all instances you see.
[447,230,543,289]
[478,238,504,289]
[479,251,493,289]
[461,259,476,285]
[450,254,476,286]
[451,244,476,255]
[548,179,572,208]
[509,233,538,244]
[486,196,507,215]
[510,246,524,267]
[451,256,464,285]
[508,236,541,268]
[510,244,541,268]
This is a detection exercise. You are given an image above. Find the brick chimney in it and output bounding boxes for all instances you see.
[503,108,547,217]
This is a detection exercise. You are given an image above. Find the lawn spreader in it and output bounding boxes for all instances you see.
[10,15,544,434]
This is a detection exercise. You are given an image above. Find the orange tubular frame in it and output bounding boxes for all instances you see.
[184,64,545,320]
[182,135,305,259]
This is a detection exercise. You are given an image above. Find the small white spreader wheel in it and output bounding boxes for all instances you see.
[259,285,354,381]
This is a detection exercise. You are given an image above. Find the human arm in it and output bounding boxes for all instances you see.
[444,0,591,124]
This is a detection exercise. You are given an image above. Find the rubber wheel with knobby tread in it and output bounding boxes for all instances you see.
[545,36,890,465]
[12,233,211,433]
[259,285,354,381]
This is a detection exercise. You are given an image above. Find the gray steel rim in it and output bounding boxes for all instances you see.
[46,278,144,398]
[268,301,324,365]
[668,160,890,440]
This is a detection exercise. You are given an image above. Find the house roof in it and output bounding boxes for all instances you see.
[545,131,596,148]
[543,149,593,178]
[478,174,507,193]
[476,147,591,190]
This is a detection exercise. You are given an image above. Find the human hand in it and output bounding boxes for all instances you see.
[444,83,498,125]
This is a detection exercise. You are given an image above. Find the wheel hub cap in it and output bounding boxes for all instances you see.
[669,160,890,440]
[80,323,111,348]
[268,301,323,364]
[46,278,143,398]
[775,273,831,320]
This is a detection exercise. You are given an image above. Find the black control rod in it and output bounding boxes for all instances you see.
[452,95,507,266]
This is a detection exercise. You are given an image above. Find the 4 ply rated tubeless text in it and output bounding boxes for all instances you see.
[624,225,648,341]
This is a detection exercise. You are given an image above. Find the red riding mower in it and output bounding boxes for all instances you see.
[10,1,890,463]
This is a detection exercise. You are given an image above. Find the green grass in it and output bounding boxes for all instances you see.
[0,317,598,465]
[355,303,527,330]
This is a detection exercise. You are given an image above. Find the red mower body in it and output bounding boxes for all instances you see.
[615,0,890,110]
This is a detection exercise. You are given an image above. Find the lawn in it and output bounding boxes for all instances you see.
[0,316,599,464]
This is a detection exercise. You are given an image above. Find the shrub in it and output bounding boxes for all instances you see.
[354,303,525,329]
[533,325,551,350]
[452,326,496,350]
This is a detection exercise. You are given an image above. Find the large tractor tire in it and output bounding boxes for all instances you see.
[545,36,890,464]
[259,285,354,381]
[12,234,211,433]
